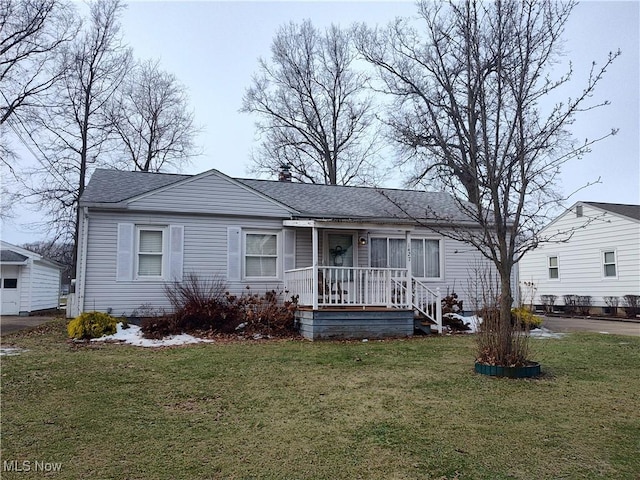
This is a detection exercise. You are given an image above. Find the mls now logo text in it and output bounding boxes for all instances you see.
[3,460,63,473]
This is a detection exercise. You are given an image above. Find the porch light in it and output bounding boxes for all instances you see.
[358,236,367,246]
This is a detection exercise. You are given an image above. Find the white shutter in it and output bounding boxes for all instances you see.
[227,226,242,281]
[169,225,184,282]
[283,228,296,272]
[116,223,134,281]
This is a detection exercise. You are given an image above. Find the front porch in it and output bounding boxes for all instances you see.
[284,266,443,340]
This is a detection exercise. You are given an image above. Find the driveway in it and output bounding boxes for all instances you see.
[542,316,640,336]
[0,315,60,336]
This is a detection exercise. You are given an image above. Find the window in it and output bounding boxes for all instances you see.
[245,232,278,278]
[3,278,17,289]
[370,238,406,269]
[411,239,441,279]
[137,227,165,278]
[370,237,441,279]
[603,250,617,278]
[548,256,559,279]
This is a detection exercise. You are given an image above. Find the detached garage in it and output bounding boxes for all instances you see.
[1,241,62,316]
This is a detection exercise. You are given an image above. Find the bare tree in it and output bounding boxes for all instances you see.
[19,0,132,271]
[108,58,198,172]
[0,0,78,171]
[358,0,619,364]
[242,20,381,185]
[0,0,78,125]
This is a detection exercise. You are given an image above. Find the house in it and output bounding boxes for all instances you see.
[0,241,62,316]
[518,201,640,314]
[70,168,498,339]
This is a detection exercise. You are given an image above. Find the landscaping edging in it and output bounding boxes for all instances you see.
[475,361,541,378]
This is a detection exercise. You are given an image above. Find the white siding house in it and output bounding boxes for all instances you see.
[518,202,640,313]
[72,168,503,338]
[0,241,62,316]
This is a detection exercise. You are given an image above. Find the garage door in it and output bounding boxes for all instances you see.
[1,265,20,315]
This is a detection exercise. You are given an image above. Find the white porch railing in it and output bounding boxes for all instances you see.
[284,266,442,333]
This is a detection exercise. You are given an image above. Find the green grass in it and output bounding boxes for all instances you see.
[1,319,639,479]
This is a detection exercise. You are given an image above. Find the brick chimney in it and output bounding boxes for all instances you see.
[278,164,292,182]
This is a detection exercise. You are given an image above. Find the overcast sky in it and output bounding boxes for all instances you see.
[2,0,639,245]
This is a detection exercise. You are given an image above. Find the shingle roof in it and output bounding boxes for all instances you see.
[584,202,640,221]
[239,178,471,222]
[81,169,473,223]
[0,250,28,262]
[81,169,190,203]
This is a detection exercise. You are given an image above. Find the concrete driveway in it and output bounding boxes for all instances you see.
[542,316,640,336]
[0,315,61,336]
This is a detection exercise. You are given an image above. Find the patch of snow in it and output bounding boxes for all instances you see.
[0,347,27,356]
[529,327,566,339]
[446,313,482,333]
[91,323,213,348]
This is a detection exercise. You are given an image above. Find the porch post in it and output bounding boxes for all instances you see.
[312,226,319,310]
[405,230,412,309]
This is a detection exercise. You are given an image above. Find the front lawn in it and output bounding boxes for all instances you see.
[1,319,639,479]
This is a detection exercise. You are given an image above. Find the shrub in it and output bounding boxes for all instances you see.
[511,307,543,329]
[540,294,557,313]
[68,311,118,340]
[232,288,298,337]
[441,291,463,315]
[476,308,530,367]
[563,294,578,314]
[622,294,640,318]
[604,296,619,315]
[576,296,592,316]
[162,273,241,335]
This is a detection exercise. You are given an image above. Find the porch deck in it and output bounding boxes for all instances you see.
[285,266,443,339]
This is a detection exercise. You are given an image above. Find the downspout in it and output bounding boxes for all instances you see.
[76,206,89,316]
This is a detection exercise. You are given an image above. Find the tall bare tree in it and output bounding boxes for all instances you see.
[108,58,198,172]
[0,0,78,168]
[357,0,619,364]
[20,0,132,271]
[242,20,380,185]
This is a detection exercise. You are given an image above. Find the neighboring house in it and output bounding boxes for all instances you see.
[71,168,500,339]
[0,241,62,316]
[518,201,640,314]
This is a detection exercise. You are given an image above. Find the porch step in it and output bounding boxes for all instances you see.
[413,318,434,335]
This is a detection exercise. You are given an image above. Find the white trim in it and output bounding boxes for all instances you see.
[547,254,560,281]
[323,230,357,268]
[368,234,444,281]
[601,249,618,279]
[135,226,168,281]
[243,230,281,281]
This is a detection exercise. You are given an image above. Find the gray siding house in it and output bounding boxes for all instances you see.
[71,168,493,339]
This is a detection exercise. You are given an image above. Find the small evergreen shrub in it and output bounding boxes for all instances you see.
[68,311,118,340]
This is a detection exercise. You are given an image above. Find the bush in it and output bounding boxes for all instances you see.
[142,274,299,339]
[540,294,557,313]
[511,307,543,329]
[441,291,463,315]
[68,311,118,340]
[576,296,592,316]
[604,296,619,315]
[622,294,640,318]
[563,294,578,314]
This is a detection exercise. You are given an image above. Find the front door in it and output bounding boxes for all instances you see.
[326,233,354,269]
[1,265,21,315]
